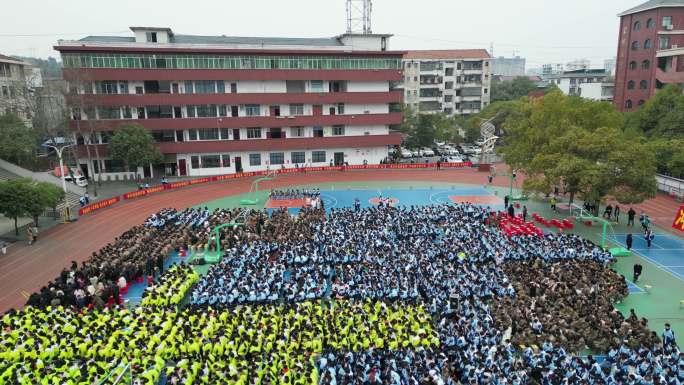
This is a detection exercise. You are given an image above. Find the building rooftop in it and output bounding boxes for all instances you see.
[78,34,345,47]
[403,49,491,60]
[546,69,611,78]
[618,0,684,17]
[0,53,28,65]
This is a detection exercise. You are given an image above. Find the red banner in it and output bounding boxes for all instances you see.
[78,196,120,215]
[672,205,684,232]
[78,162,474,216]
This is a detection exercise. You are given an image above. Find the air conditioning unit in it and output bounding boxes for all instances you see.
[666,24,674,30]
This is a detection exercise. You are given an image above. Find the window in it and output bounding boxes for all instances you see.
[631,41,640,50]
[660,36,671,49]
[291,126,305,137]
[310,80,324,92]
[122,106,132,119]
[642,60,651,70]
[291,151,305,164]
[195,80,216,94]
[184,81,194,94]
[188,129,197,141]
[218,105,227,117]
[104,159,128,172]
[118,81,129,94]
[629,61,637,70]
[627,80,635,90]
[195,105,217,118]
[286,80,305,93]
[191,156,200,169]
[247,128,262,139]
[644,39,652,49]
[638,100,645,106]
[313,126,324,137]
[221,154,231,167]
[249,153,261,166]
[647,18,655,28]
[444,81,454,89]
[444,95,453,102]
[216,82,225,93]
[146,32,158,43]
[98,107,120,119]
[200,155,221,168]
[625,99,633,109]
[269,152,284,165]
[99,81,118,94]
[445,68,454,76]
[332,125,345,136]
[337,103,345,114]
[245,104,260,116]
[192,128,219,140]
[640,80,648,89]
[634,21,641,31]
[1,86,9,96]
[663,16,673,28]
[312,151,326,163]
[289,104,304,116]
[151,130,176,142]
[0,63,11,77]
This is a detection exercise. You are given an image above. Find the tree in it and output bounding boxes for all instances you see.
[0,112,38,166]
[109,124,162,177]
[491,77,539,102]
[0,179,32,235]
[625,84,684,138]
[499,90,655,206]
[24,181,64,226]
[399,105,460,147]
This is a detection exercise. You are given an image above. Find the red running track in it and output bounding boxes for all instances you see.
[0,168,679,313]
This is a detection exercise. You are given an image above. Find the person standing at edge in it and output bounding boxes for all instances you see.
[627,207,636,226]
[626,234,633,251]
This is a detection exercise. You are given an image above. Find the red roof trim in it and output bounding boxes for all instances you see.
[404,49,491,59]
[54,45,405,57]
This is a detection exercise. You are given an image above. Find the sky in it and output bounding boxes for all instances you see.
[0,0,641,70]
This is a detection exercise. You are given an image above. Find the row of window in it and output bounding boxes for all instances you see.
[627,80,649,90]
[624,99,646,109]
[632,16,672,31]
[628,60,651,70]
[190,151,328,169]
[631,36,670,50]
[62,53,402,70]
[73,103,350,120]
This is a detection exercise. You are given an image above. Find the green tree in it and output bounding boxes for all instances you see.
[500,90,655,206]
[399,106,459,148]
[491,77,539,102]
[625,84,684,138]
[109,124,162,176]
[24,181,64,226]
[0,113,38,166]
[0,179,32,235]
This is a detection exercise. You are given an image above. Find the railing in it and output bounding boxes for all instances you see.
[656,173,684,201]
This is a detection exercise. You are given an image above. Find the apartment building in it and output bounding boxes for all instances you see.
[491,56,526,76]
[615,0,684,111]
[55,27,403,179]
[402,50,492,117]
[545,69,614,102]
[0,54,39,125]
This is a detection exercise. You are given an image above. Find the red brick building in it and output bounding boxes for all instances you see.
[615,0,684,112]
[55,27,403,180]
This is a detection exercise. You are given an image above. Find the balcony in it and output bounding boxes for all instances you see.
[66,90,404,106]
[69,112,404,131]
[78,132,404,156]
[655,66,684,84]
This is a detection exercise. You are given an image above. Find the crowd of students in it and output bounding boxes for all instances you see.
[269,189,321,200]
[2,198,682,384]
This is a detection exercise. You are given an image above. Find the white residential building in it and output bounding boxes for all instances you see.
[545,69,614,102]
[401,50,492,117]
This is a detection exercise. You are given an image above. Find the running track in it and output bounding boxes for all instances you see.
[0,168,679,313]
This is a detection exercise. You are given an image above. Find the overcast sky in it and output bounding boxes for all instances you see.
[0,0,640,69]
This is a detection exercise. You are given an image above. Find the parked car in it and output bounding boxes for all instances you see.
[443,156,465,163]
[421,147,435,157]
[400,148,414,158]
[63,174,89,187]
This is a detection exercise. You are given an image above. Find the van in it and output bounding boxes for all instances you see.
[64,174,89,187]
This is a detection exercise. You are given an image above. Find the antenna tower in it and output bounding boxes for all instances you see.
[346,0,373,34]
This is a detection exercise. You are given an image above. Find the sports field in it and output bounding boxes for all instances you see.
[195,179,684,340]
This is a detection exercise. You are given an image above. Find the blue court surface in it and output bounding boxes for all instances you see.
[321,187,504,211]
[611,232,684,282]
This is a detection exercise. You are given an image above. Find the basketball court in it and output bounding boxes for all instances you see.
[263,187,505,213]
[611,232,684,282]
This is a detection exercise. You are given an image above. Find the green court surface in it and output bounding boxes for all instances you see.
[190,180,684,341]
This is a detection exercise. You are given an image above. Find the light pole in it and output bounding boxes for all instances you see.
[43,142,75,221]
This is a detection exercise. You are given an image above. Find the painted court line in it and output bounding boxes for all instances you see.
[610,237,684,282]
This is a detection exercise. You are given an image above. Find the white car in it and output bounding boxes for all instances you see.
[421,148,435,157]
[64,174,89,187]
[400,148,414,158]
[443,156,465,163]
